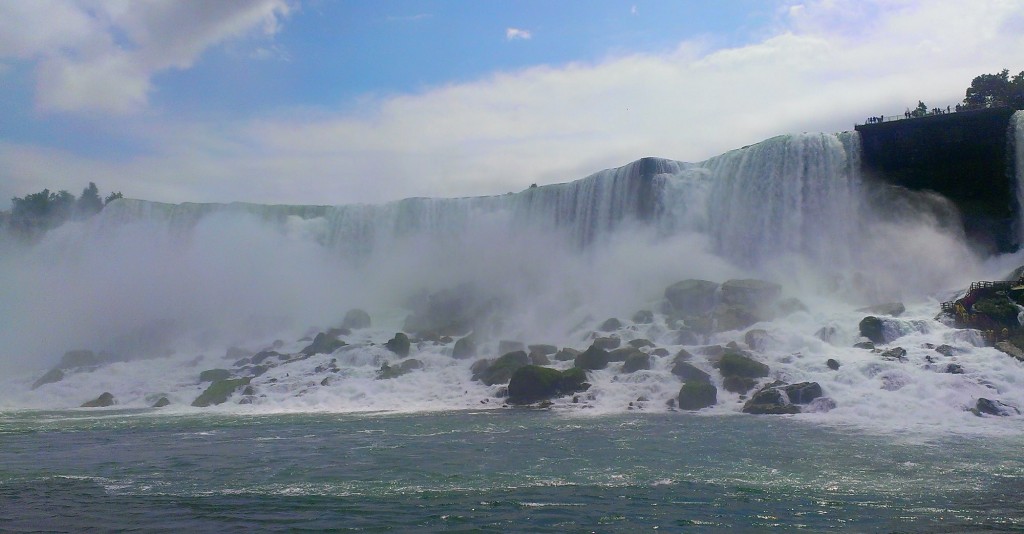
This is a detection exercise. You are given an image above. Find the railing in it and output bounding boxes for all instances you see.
[940,280,1017,314]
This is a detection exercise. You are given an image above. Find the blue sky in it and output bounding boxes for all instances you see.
[1,1,1023,205]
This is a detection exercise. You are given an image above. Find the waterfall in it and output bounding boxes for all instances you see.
[1014,110,1024,244]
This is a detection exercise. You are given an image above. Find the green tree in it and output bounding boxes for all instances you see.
[9,189,76,237]
[962,69,1024,110]
[75,182,103,218]
[104,191,123,205]
[911,100,928,118]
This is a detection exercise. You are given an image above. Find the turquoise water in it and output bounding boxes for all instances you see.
[2,409,1022,532]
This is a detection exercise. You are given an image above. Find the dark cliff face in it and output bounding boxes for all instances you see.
[855,107,1018,253]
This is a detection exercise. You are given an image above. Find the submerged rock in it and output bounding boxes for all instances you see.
[81,392,115,408]
[192,377,251,407]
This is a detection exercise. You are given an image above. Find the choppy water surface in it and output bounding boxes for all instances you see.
[2,409,1022,532]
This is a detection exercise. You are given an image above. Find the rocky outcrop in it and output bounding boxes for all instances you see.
[385,333,411,357]
[377,359,424,379]
[81,392,115,408]
[507,366,590,404]
[664,279,719,316]
[574,345,610,370]
[192,377,251,407]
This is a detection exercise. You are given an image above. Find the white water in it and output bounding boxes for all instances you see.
[2,129,1023,435]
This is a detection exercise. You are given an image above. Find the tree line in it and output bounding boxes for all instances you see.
[911,68,1024,118]
[1,183,123,241]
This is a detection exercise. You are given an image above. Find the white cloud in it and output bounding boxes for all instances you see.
[2,0,1023,206]
[631,5,638,15]
[0,0,291,115]
[506,28,532,41]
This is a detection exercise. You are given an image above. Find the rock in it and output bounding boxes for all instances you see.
[945,363,964,374]
[559,367,589,393]
[701,345,726,357]
[81,392,115,408]
[152,397,170,408]
[452,336,478,360]
[575,345,610,370]
[302,332,346,356]
[826,358,840,370]
[498,340,525,354]
[744,329,771,352]
[608,347,641,362]
[723,376,757,394]
[720,279,781,307]
[973,398,1020,417]
[529,352,551,366]
[994,341,1024,362]
[651,348,669,357]
[320,377,331,386]
[31,368,64,390]
[670,361,711,383]
[527,344,558,356]
[934,344,956,357]
[972,295,1019,326]
[592,336,621,350]
[377,359,424,380]
[672,348,694,362]
[782,382,823,404]
[250,351,281,365]
[858,316,886,344]
[192,377,251,407]
[507,365,590,404]
[742,386,800,415]
[716,352,770,379]
[470,359,492,381]
[385,333,411,357]
[59,350,102,369]
[711,304,764,332]
[326,327,351,338]
[225,346,250,361]
[241,385,255,396]
[677,381,717,410]
[598,318,623,332]
[664,279,719,316]
[554,348,580,362]
[628,338,655,349]
[632,310,654,324]
[815,326,839,344]
[341,308,372,329]
[622,352,651,373]
[805,397,837,413]
[199,369,231,383]
[853,341,876,350]
[673,328,699,345]
[881,347,907,362]
[479,351,529,386]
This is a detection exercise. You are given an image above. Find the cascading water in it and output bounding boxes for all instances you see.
[1014,110,1024,243]
[1,128,1021,433]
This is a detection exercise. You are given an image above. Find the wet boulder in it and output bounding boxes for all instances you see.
[574,345,610,370]
[529,351,551,366]
[858,316,886,344]
[554,347,580,362]
[478,351,530,386]
[881,347,907,362]
[302,332,346,356]
[507,365,591,405]
[592,336,621,350]
[826,358,841,371]
[720,279,781,308]
[81,392,116,408]
[677,381,717,410]
[199,369,231,383]
[972,398,1020,417]
[341,308,372,330]
[742,386,800,415]
[192,377,251,407]
[452,336,478,360]
[598,318,623,332]
[31,368,65,390]
[528,344,558,356]
[664,279,719,316]
[377,359,424,380]
[632,310,654,324]
[716,352,770,379]
[152,397,171,408]
[671,361,711,383]
[385,333,411,357]
[782,382,823,404]
[622,352,651,373]
[628,338,655,349]
[608,347,642,362]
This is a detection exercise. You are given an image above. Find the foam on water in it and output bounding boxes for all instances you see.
[2,128,1023,435]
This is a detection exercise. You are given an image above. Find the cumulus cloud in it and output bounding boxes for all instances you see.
[506,27,533,41]
[0,0,290,114]
[2,0,1023,206]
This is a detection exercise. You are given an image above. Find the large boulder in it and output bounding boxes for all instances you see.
[554,347,580,362]
[574,345,610,370]
[385,333,411,357]
[670,361,711,383]
[452,336,477,359]
[302,332,346,356]
[377,359,424,380]
[528,344,558,356]
[857,302,905,317]
[973,398,1020,416]
[31,368,64,390]
[81,392,115,408]
[782,382,823,404]
[341,308,372,330]
[199,369,231,383]
[858,316,886,344]
[598,318,623,332]
[622,352,651,373]
[716,352,770,379]
[742,386,800,415]
[192,377,251,407]
[664,279,719,316]
[677,381,717,410]
[478,351,530,386]
[507,365,591,404]
[720,279,781,308]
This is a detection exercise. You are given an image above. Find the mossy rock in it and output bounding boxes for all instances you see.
[717,352,770,379]
[199,368,231,383]
[479,351,529,385]
[385,333,411,357]
[507,365,563,404]
[81,392,115,408]
[302,332,346,356]
[574,345,610,370]
[677,381,717,410]
[671,361,710,382]
[192,377,251,407]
